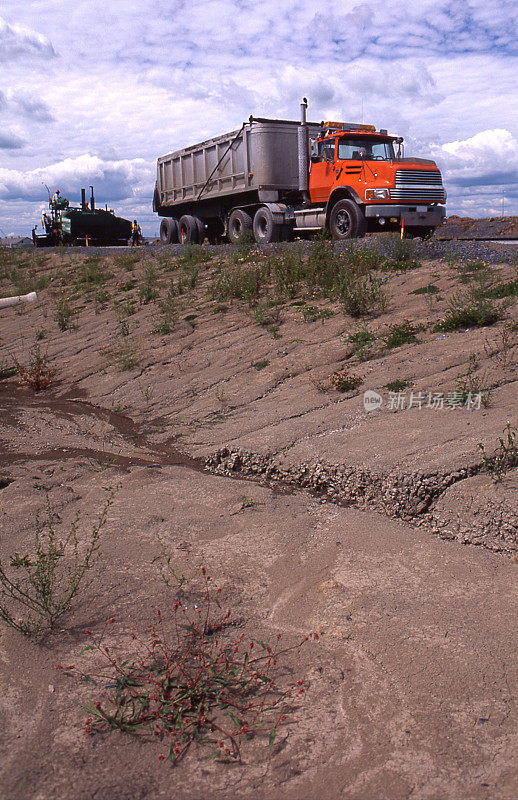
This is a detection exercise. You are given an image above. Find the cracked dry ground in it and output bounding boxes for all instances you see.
[0,243,517,799]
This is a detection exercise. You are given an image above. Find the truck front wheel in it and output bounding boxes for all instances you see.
[160,218,178,244]
[329,199,366,240]
[253,207,282,244]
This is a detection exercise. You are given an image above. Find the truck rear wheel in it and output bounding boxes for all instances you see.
[195,216,206,243]
[178,215,199,244]
[329,199,366,240]
[253,207,282,244]
[160,218,178,244]
[228,209,253,243]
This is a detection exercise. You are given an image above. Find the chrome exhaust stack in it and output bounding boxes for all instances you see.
[298,97,309,201]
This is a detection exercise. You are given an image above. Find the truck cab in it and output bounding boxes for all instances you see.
[308,122,446,238]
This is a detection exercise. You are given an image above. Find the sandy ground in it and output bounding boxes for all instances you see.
[0,240,517,798]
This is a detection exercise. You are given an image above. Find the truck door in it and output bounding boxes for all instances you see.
[309,139,336,203]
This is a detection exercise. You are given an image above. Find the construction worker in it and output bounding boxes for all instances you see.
[51,189,69,210]
[131,219,141,246]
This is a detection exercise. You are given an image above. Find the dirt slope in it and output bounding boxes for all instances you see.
[0,239,517,799]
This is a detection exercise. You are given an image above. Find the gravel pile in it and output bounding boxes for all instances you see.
[205,448,517,553]
[142,237,517,265]
[72,235,517,265]
[335,236,518,265]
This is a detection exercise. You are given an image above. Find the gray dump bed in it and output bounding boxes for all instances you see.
[156,118,321,208]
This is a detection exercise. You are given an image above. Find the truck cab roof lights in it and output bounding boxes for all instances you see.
[321,121,377,134]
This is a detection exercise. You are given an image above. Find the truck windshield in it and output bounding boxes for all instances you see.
[337,138,395,161]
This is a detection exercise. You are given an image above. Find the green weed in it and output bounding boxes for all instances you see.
[348,327,376,360]
[435,292,501,331]
[331,369,362,392]
[179,244,211,267]
[139,262,159,304]
[386,379,411,392]
[478,422,518,481]
[383,320,419,349]
[454,354,493,407]
[337,269,387,317]
[104,342,139,371]
[0,490,114,638]
[301,304,333,322]
[14,343,55,391]
[79,256,110,287]
[54,293,75,330]
[411,283,440,295]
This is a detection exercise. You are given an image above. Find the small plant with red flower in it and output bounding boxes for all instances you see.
[71,569,314,764]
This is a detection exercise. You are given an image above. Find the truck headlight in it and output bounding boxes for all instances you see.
[365,188,389,200]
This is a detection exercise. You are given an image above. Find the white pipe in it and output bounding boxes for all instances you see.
[0,291,37,309]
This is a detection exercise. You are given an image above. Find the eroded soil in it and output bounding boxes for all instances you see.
[0,241,517,799]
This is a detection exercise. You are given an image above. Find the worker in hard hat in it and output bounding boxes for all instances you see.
[51,189,69,210]
[131,220,142,246]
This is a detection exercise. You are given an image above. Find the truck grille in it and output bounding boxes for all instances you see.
[395,169,442,185]
[390,169,445,202]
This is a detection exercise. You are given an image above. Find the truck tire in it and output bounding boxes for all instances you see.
[329,199,366,240]
[228,209,253,243]
[194,216,206,243]
[253,207,282,244]
[160,218,178,244]
[178,215,199,244]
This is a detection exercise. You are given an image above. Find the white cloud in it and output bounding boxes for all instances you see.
[0,89,54,122]
[0,16,57,61]
[0,154,153,202]
[433,129,518,185]
[0,130,25,149]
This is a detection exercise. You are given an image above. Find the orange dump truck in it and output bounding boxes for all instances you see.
[154,99,446,244]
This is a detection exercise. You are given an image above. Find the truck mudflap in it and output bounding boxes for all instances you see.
[364,205,446,227]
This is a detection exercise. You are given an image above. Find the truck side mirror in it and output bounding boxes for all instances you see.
[310,155,320,164]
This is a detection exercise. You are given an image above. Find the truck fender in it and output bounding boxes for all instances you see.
[262,202,294,224]
[325,186,363,223]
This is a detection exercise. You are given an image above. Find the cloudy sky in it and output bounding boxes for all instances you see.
[1,0,517,236]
